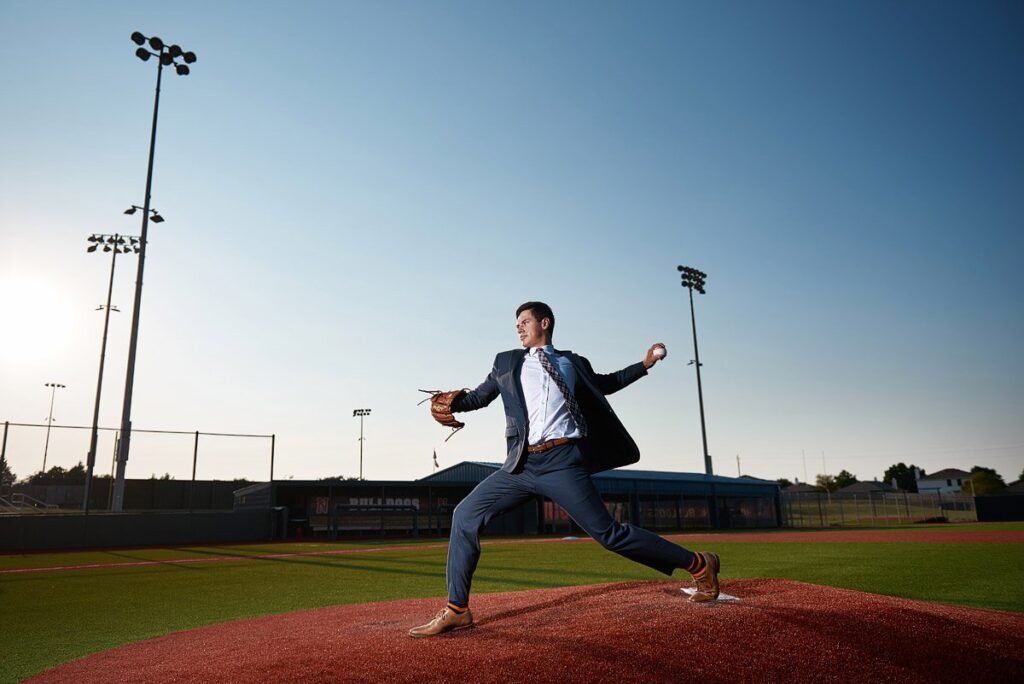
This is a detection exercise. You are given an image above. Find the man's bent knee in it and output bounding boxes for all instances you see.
[592,521,632,551]
[451,504,484,536]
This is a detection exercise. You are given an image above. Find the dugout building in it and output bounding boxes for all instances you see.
[234,461,782,538]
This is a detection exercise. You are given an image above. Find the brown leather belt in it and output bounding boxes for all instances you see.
[527,437,573,454]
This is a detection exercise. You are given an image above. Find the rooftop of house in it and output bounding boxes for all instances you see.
[919,468,972,481]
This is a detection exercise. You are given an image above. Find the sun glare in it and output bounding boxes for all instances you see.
[0,272,78,365]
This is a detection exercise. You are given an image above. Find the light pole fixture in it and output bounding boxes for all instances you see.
[124,205,165,223]
[83,233,138,513]
[677,264,712,476]
[42,382,66,473]
[112,31,197,512]
[353,409,371,480]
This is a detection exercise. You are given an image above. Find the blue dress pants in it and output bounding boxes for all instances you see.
[446,442,696,606]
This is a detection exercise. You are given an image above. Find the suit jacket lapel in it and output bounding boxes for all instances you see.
[510,349,528,411]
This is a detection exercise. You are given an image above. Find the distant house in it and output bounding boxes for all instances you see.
[917,468,972,494]
[1005,480,1024,495]
[835,480,900,499]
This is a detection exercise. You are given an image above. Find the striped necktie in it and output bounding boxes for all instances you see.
[536,349,588,436]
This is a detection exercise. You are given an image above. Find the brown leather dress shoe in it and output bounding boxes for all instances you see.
[689,552,721,603]
[408,606,474,638]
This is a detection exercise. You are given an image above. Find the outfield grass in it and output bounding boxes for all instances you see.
[2,523,1022,683]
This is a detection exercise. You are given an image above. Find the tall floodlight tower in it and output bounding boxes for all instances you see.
[353,409,371,480]
[677,265,712,476]
[112,32,196,511]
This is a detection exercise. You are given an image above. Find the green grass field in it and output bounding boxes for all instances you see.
[2,523,1022,683]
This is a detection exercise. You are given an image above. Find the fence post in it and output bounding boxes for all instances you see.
[1,421,8,497]
[107,435,119,510]
[328,483,335,540]
[838,496,845,526]
[189,431,199,513]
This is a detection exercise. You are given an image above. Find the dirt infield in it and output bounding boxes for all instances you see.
[30,579,1024,683]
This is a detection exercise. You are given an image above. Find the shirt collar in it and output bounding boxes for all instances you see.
[529,344,555,356]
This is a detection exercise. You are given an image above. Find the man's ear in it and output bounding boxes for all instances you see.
[541,318,551,331]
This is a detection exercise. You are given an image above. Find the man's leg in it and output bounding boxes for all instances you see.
[446,468,535,607]
[410,469,535,637]
[537,462,693,572]
[535,448,718,599]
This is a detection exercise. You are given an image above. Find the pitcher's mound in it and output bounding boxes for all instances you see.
[30,579,1024,683]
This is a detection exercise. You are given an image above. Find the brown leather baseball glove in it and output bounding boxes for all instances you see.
[418,389,467,441]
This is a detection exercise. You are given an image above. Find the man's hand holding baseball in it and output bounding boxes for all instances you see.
[643,343,667,370]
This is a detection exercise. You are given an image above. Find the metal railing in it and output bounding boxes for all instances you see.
[0,492,60,514]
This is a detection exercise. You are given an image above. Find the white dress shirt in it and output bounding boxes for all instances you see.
[521,345,584,445]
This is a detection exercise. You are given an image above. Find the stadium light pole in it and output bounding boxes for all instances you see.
[83,233,139,513]
[678,265,712,476]
[42,382,66,473]
[112,32,197,512]
[353,409,371,480]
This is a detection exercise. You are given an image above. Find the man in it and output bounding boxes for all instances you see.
[409,301,719,638]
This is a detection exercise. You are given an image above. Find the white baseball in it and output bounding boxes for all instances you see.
[652,346,666,359]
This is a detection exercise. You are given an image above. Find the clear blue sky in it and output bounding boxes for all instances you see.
[1,0,1021,485]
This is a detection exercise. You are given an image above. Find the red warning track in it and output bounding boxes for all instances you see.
[29,579,1024,683]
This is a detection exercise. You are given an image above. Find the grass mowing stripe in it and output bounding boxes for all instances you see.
[0,539,449,571]
[0,543,456,575]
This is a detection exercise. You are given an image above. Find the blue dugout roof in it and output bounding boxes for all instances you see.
[421,462,779,498]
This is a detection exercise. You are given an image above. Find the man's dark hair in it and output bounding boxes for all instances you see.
[516,301,555,333]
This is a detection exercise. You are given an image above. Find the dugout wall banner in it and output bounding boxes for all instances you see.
[277,482,480,539]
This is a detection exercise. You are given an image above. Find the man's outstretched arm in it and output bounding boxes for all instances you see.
[452,365,500,412]
[586,343,667,395]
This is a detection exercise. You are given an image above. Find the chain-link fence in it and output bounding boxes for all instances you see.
[782,490,976,527]
[0,420,274,511]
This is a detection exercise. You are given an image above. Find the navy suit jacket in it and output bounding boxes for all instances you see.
[452,348,648,474]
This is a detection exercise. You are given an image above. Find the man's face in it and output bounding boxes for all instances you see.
[516,310,549,348]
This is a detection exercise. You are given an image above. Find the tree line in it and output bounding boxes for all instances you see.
[776,462,1017,495]
[0,461,252,489]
